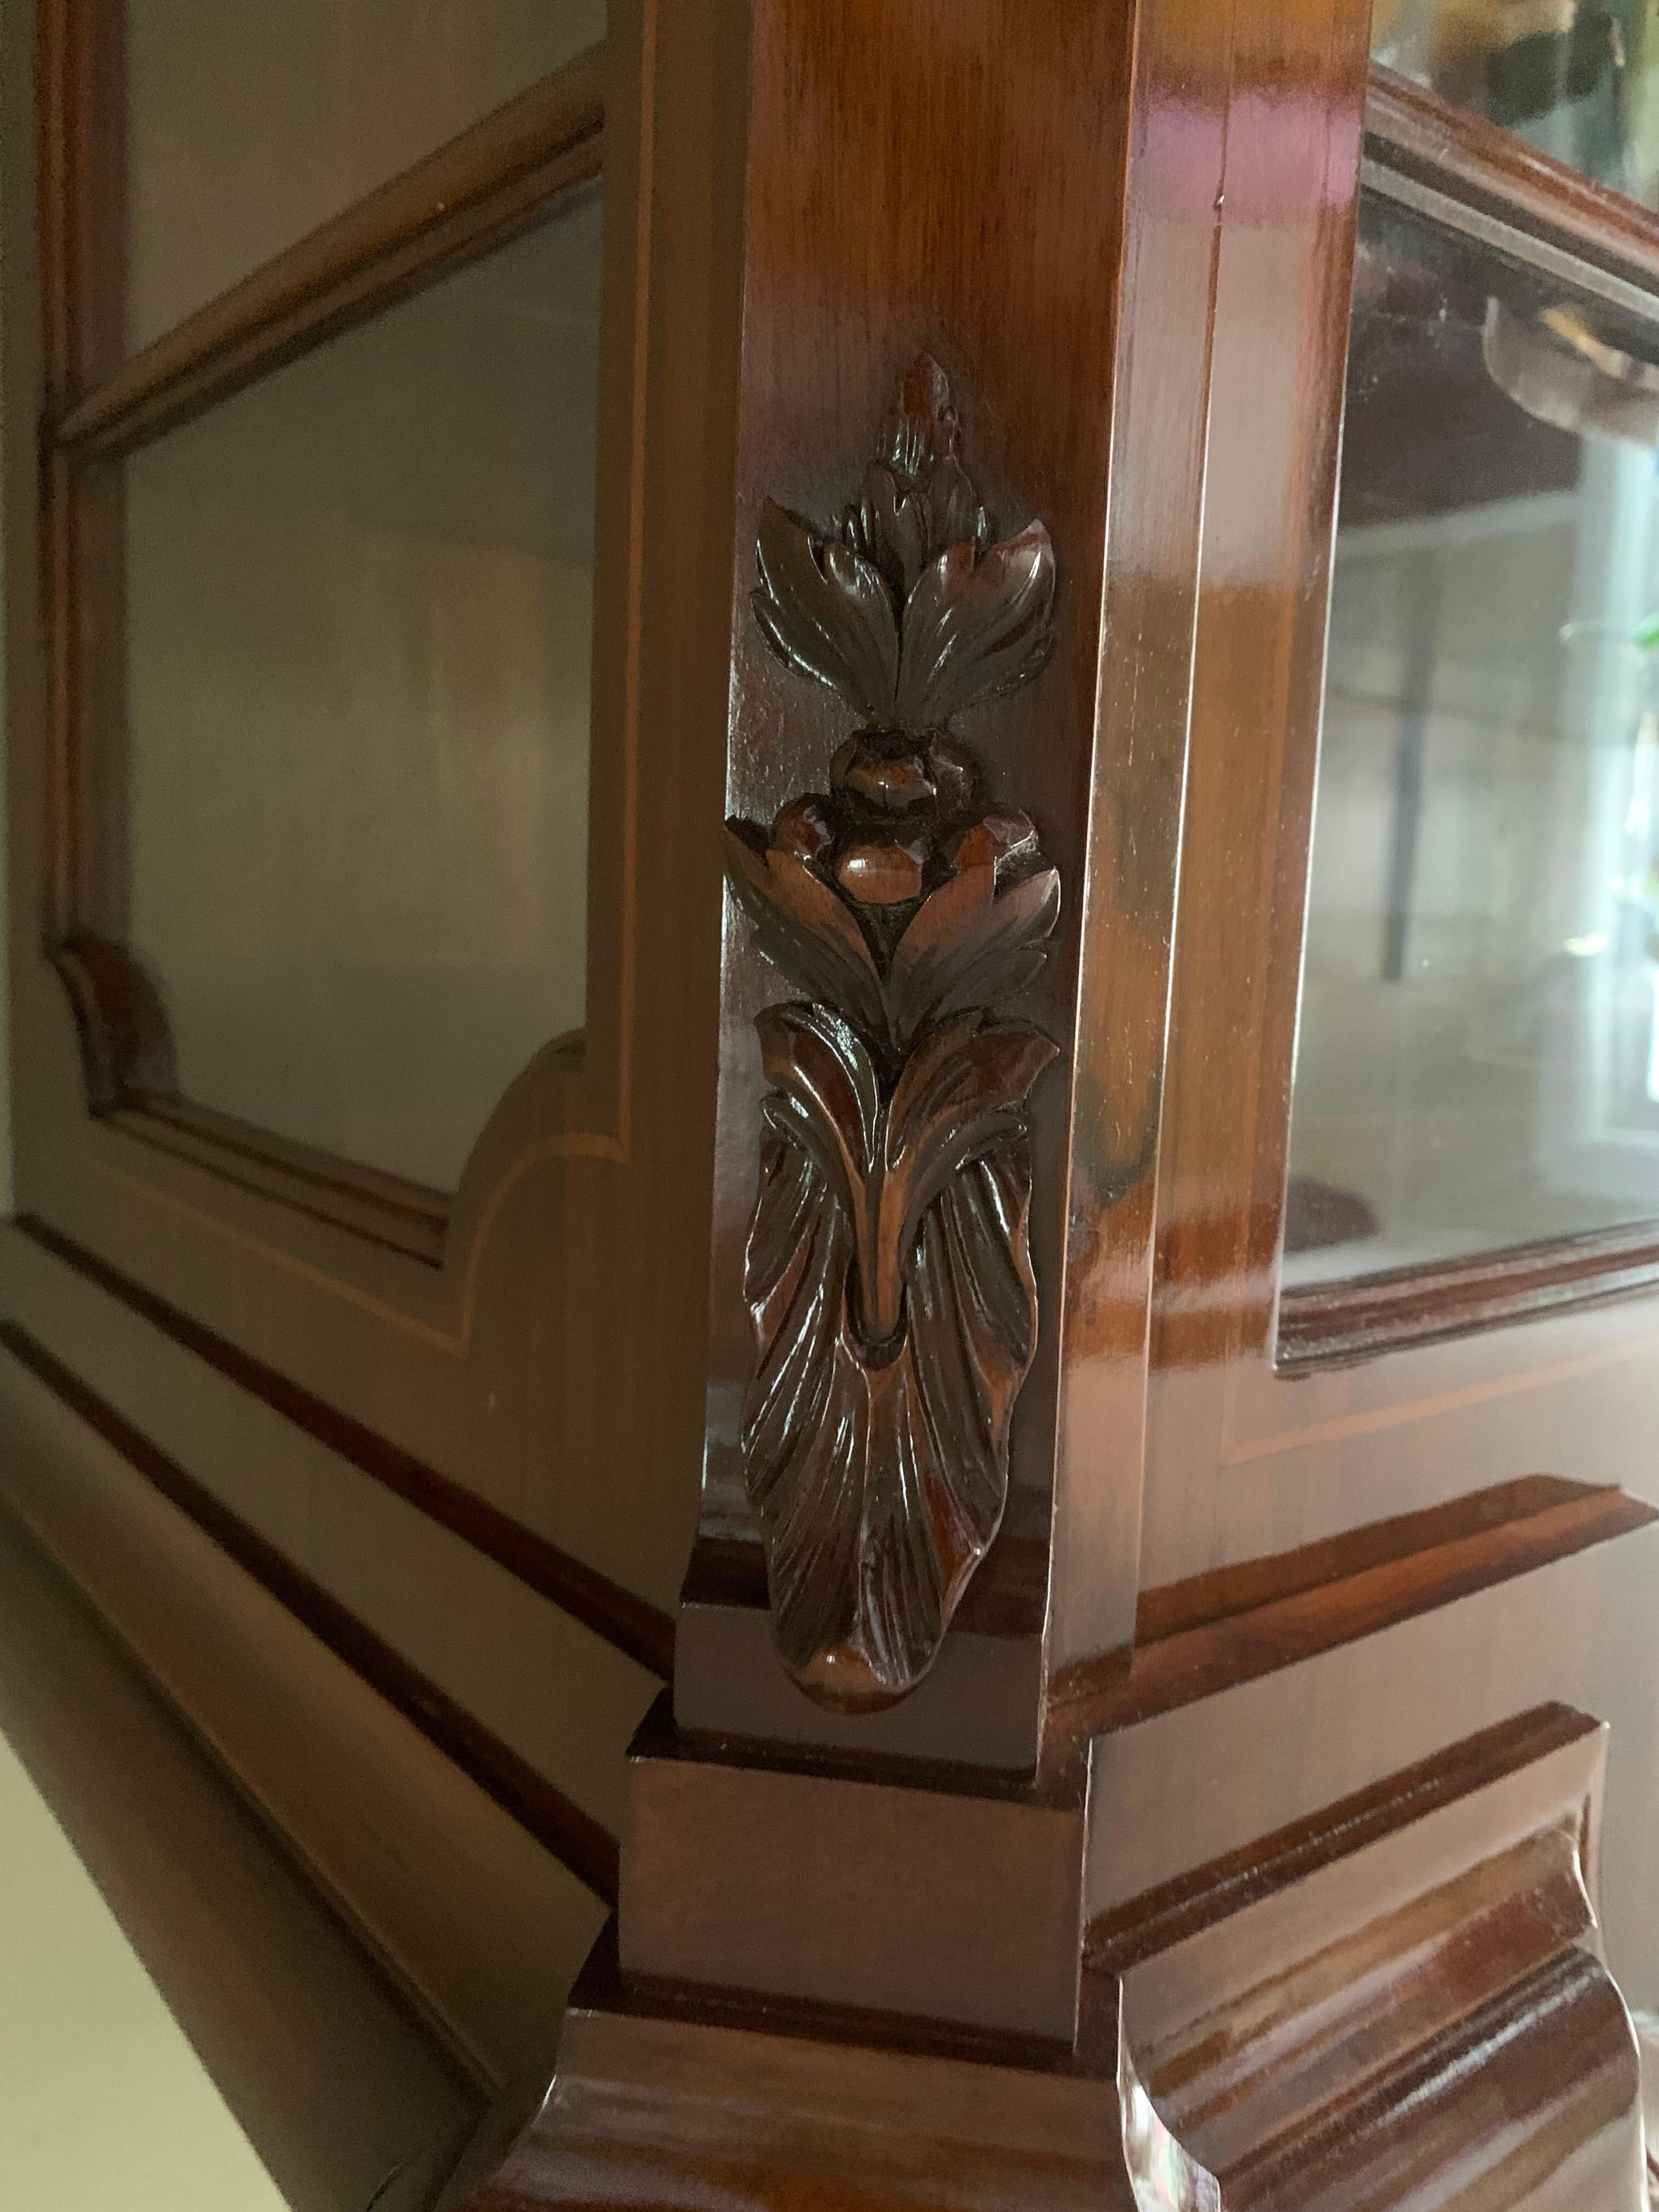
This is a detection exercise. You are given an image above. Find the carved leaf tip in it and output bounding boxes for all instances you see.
[752,499,899,720]
[883,354,958,482]
[752,360,1056,739]
[897,520,1058,727]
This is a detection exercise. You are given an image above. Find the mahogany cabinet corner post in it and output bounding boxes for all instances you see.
[462,0,1659,2204]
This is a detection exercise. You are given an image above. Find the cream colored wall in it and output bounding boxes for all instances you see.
[0,1725,286,2212]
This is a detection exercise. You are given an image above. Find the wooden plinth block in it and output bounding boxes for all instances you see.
[621,1693,1089,2042]
[466,1703,1645,2210]
[469,1936,1123,2212]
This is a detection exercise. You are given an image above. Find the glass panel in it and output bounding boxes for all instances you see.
[1285,191,1659,1285]
[124,187,602,1194]
[125,0,606,350]
[1374,0,1659,212]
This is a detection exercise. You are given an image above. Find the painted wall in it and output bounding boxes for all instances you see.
[0,1726,285,2212]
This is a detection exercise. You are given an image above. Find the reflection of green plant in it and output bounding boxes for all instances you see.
[1634,612,1659,653]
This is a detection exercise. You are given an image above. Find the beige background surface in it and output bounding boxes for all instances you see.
[0,1723,285,2211]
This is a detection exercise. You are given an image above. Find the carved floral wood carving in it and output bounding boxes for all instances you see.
[725,357,1063,1711]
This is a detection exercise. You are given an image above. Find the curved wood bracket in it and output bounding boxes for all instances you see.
[1105,1706,1644,2211]
[49,932,178,1113]
[725,357,1063,1712]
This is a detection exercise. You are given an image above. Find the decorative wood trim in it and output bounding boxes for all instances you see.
[42,931,465,1262]
[38,0,126,412]
[1045,1478,1656,1751]
[1084,1702,1596,1969]
[37,0,72,410]
[1277,1223,1659,1372]
[14,1212,677,1681]
[0,1316,612,2099]
[622,1692,1088,2044]
[0,1319,622,1903]
[724,356,1063,1712]
[1109,1708,1644,2212]
[465,1923,1122,2212]
[39,2,129,939]
[106,1097,454,1267]
[48,930,175,1109]
[50,43,607,461]
[1131,1474,1594,1645]
[1365,62,1659,311]
[29,24,640,1262]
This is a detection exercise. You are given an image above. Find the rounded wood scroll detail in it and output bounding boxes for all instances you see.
[50,932,180,1113]
[725,356,1063,1712]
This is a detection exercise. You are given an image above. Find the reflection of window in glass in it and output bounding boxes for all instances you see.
[1285,193,1659,1285]
[1374,0,1659,212]
[125,186,603,1195]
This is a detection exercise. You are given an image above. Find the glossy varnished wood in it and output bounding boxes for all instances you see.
[466,1694,1652,2209]
[621,1693,1088,2042]
[466,1929,1128,2212]
[103,1097,455,1266]
[5,0,747,1803]
[13,1212,676,1680]
[1109,1708,1645,2211]
[723,357,1063,1710]
[0,1321,623,1904]
[38,25,608,1237]
[1131,1472,1602,1640]
[0,1323,613,2096]
[12,1,1659,2205]
[1366,61,1659,304]
[48,930,174,1110]
[38,0,128,941]
[1122,30,1659,1623]
[1128,0,1372,1576]
[1278,1221,1659,1369]
[687,0,1133,1765]
[1046,0,1255,1683]
[1052,1478,1655,1745]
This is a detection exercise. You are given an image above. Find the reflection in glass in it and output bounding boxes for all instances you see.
[1374,0,1659,212]
[1286,193,1659,1284]
[125,188,602,1194]
[125,0,606,349]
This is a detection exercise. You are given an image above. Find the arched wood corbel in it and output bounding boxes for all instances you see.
[49,932,179,1113]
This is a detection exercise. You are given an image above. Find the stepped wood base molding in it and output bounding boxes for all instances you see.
[619,1695,1089,2041]
[464,1706,1646,2211]
[471,1939,1123,2212]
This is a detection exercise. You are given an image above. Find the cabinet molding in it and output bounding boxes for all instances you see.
[467,1708,1648,2210]
[0,1322,622,1904]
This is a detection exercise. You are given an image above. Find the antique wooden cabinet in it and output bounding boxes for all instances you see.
[3,1,1659,2208]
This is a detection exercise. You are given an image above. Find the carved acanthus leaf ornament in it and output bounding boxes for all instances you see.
[726,356,1062,1711]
